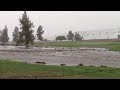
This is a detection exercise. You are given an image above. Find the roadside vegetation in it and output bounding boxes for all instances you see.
[1,60,120,79]
[34,41,120,51]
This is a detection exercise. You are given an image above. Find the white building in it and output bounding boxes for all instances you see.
[77,28,120,40]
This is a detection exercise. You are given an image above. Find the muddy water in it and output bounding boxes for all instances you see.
[0,46,120,68]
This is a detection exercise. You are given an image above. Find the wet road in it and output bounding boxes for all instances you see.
[0,46,120,68]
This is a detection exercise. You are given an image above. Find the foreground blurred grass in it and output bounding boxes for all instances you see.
[1,60,120,79]
[34,41,120,51]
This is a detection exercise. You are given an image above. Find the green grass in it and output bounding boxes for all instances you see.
[34,41,120,51]
[1,60,120,79]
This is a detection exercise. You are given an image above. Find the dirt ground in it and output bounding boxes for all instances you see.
[0,46,120,68]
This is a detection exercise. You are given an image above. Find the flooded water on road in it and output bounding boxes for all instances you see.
[0,45,120,68]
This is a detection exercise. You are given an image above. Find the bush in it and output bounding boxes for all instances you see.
[100,65,107,67]
[60,64,66,66]
[56,36,66,41]
[78,63,84,66]
[34,61,46,64]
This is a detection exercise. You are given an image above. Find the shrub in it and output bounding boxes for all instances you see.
[78,63,84,66]
[60,64,66,66]
[34,61,46,64]
[100,65,107,67]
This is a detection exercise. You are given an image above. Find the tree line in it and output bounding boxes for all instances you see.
[0,11,83,48]
[56,31,83,41]
[0,11,44,47]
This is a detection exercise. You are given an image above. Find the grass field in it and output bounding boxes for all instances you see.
[1,60,120,79]
[34,41,120,51]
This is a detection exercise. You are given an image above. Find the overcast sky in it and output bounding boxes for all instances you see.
[0,11,120,40]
